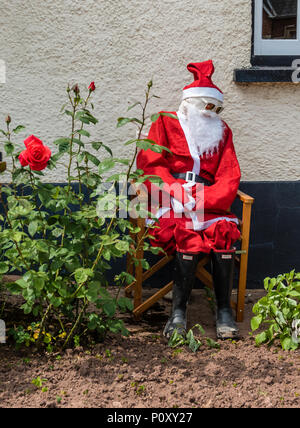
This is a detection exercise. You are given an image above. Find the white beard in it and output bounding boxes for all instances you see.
[181,101,224,157]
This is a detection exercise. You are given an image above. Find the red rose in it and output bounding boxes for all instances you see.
[19,135,51,171]
[88,81,96,92]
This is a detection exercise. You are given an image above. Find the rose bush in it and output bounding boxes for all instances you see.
[0,81,168,350]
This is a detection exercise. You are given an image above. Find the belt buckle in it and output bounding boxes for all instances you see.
[185,171,196,182]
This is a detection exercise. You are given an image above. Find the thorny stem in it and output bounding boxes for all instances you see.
[28,169,47,239]
[75,92,91,204]
[36,303,52,346]
[63,300,87,349]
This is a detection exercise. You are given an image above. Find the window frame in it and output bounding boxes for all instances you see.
[251,0,300,66]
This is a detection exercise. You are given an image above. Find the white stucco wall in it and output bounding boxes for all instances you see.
[0,0,299,182]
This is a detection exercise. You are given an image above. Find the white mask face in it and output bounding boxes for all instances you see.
[186,97,223,115]
[178,98,224,157]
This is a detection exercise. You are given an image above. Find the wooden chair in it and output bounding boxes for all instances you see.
[125,187,254,323]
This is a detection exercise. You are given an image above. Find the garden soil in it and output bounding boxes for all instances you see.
[1,278,300,409]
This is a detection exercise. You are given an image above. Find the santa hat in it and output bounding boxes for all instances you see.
[182,60,224,103]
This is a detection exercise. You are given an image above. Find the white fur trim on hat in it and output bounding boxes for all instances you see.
[182,87,224,102]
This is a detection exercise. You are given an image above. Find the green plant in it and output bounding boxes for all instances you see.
[168,324,220,352]
[251,270,300,350]
[0,80,168,350]
[31,376,47,388]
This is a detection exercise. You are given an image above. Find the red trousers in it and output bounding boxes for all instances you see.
[148,212,240,255]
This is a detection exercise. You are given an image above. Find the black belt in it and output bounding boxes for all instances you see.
[172,172,213,186]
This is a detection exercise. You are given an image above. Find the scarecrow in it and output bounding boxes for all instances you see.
[137,61,241,340]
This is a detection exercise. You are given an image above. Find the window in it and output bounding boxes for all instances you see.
[253,0,300,64]
[234,0,300,82]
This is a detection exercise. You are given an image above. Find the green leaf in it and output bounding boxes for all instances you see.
[32,170,44,176]
[87,313,102,330]
[12,125,26,134]
[107,319,129,336]
[194,323,205,335]
[35,241,49,253]
[101,144,113,156]
[186,329,201,353]
[28,221,39,237]
[86,281,101,303]
[115,240,130,252]
[160,112,178,120]
[59,141,70,153]
[251,314,263,331]
[0,262,9,274]
[127,102,142,111]
[4,142,14,155]
[84,113,98,124]
[150,113,160,122]
[53,137,71,146]
[6,282,22,294]
[102,249,111,261]
[77,129,90,137]
[280,336,294,350]
[15,278,28,288]
[91,141,102,151]
[79,116,91,124]
[98,158,115,174]
[32,276,45,292]
[151,112,178,122]
[85,152,100,166]
[102,300,117,317]
[74,268,93,284]
[116,117,143,128]
[255,331,268,345]
[117,297,134,312]
[135,140,172,154]
[206,337,220,349]
[48,295,62,308]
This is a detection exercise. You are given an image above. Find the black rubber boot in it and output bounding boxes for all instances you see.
[211,249,239,340]
[163,252,203,339]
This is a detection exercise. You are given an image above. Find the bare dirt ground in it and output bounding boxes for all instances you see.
[0,283,300,409]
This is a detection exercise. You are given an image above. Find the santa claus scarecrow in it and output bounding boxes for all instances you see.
[136,60,241,340]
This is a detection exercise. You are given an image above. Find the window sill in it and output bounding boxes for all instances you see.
[233,67,298,83]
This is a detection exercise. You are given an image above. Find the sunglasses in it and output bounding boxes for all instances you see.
[203,101,224,114]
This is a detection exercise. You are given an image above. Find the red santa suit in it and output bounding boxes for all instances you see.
[136,111,241,254]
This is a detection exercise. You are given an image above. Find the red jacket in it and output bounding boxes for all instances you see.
[136,111,241,230]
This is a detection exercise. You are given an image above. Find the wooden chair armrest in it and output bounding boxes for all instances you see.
[129,180,148,202]
[0,161,6,173]
[236,189,254,204]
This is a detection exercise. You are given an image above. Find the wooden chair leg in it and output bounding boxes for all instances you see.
[133,280,173,318]
[125,254,174,295]
[236,202,252,322]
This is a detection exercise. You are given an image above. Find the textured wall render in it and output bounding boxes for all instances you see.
[0,0,299,182]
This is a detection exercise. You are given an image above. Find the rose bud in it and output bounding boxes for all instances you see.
[72,84,80,95]
[5,115,11,124]
[88,81,96,92]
